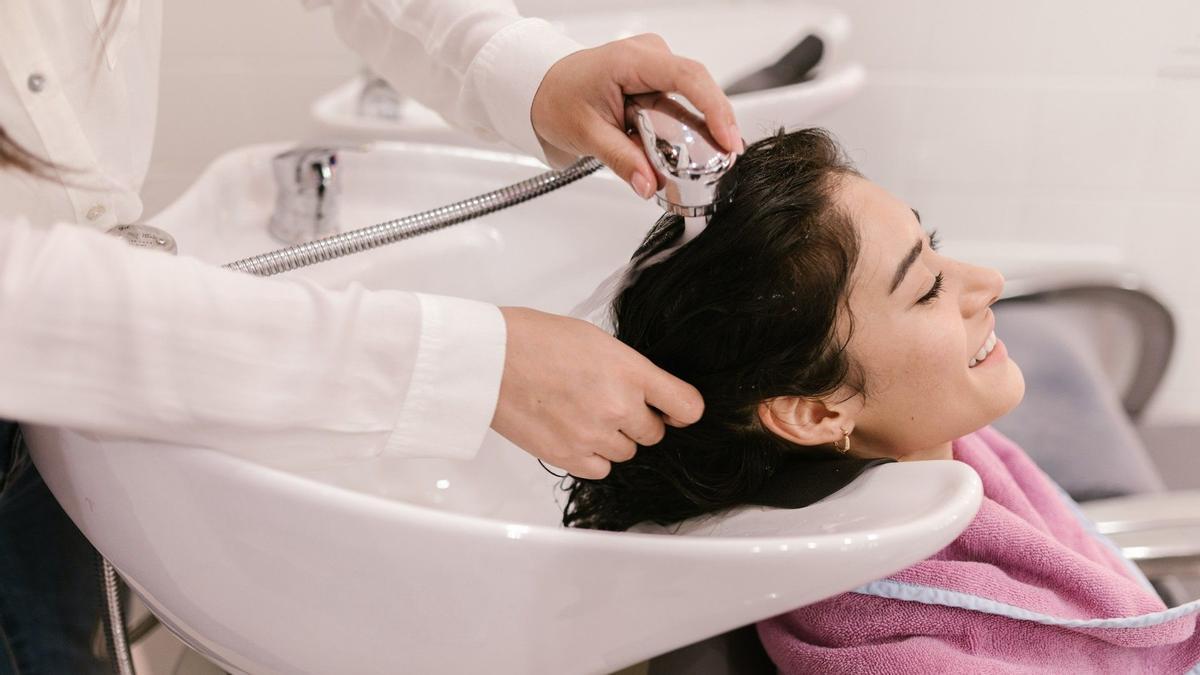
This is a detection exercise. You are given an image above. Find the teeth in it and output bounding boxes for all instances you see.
[969,331,998,368]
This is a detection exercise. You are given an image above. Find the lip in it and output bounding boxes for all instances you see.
[968,313,999,369]
[972,337,1007,369]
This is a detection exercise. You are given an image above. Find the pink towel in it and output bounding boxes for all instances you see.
[757,427,1200,674]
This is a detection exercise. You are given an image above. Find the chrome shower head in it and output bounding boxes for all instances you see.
[629,93,738,218]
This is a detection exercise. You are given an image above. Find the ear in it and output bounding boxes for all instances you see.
[757,396,850,448]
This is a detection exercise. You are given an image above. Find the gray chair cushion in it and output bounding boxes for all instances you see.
[992,302,1165,501]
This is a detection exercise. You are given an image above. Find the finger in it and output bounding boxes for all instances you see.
[625,52,742,154]
[587,121,658,199]
[642,365,705,427]
[619,404,667,447]
[595,432,638,463]
[628,32,670,51]
[568,454,612,480]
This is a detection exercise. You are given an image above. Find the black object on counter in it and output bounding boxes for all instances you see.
[724,34,825,96]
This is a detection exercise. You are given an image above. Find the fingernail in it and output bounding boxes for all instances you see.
[631,173,654,200]
[728,124,744,153]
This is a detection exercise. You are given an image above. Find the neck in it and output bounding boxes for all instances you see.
[848,433,954,462]
[896,441,953,462]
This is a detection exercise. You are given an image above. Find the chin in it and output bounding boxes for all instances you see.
[984,360,1027,425]
[1001,359,1026,410]
[952,361,1028,442]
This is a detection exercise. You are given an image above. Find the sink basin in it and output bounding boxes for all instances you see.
[27,142,982,674]
[312,2,865,146]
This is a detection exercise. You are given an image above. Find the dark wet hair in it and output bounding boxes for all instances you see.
[562,128,892,532]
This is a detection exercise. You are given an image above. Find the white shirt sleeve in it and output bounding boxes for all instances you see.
[0,217,505,463]
[304,0,583,167]
[0,0,587,464]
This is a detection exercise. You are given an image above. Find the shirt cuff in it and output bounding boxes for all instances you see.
[383,293,506,460]
[470,17,583,168]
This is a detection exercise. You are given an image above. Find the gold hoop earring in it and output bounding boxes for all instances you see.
[836,428,852,454]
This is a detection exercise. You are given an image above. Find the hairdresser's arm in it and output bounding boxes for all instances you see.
[304,0,740,197]
[0,218,700,476]
[0,217,502,463]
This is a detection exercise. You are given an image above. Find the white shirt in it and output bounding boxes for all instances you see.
[0,0,580,461]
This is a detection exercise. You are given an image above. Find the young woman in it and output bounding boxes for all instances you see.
[564,129,1200,672]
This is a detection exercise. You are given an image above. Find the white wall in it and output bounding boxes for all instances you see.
[803,0,1200,424]
[142,1,358,216]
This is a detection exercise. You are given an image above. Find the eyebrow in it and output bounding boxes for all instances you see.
[888,209,925,295]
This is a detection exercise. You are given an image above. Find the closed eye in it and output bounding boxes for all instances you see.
[928,229,940,251]
[917,272,944,305]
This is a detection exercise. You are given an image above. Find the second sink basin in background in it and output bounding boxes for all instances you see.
[312,2,864,145]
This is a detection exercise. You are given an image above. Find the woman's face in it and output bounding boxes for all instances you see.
[835,174,1025,460]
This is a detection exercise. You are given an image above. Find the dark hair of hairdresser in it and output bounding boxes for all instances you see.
[562,128,894,532]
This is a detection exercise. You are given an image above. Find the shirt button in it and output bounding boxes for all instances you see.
[86,204,107,221]
[26,73,46,93]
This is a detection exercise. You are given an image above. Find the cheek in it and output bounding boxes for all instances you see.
[922,319,970,377]
[866,315,964,394]
[852,312,969,439]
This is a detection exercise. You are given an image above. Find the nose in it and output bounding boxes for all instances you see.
[959,262,1005,317]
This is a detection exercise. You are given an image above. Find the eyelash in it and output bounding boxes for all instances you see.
[912,228,944,305]
[918,272,944,305]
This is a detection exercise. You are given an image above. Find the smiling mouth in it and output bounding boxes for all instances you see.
[968,331,998,368]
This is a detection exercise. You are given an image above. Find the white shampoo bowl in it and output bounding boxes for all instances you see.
[28,143,981,674]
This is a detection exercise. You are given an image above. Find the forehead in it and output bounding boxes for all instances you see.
[835,175,923,293]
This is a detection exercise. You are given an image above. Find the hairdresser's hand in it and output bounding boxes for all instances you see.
[531,33,744,200]
[492,307,704,479]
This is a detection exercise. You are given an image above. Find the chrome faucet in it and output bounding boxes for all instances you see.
[357,68,404,121]
[269,146,343,245]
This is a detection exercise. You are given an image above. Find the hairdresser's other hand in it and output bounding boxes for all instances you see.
[492,307,704,479]
[530,33,743,200]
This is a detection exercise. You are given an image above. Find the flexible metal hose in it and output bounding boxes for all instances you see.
[99,557,135,675]
[223,156,604,276]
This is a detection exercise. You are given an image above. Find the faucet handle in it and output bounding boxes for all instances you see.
[268,144,365,245]
[272,146,340,195]
[357,68,405,121]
